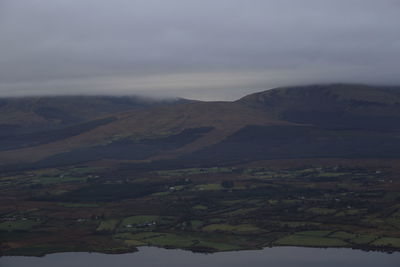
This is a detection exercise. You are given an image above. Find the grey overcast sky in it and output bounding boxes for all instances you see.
[1,0,400,100]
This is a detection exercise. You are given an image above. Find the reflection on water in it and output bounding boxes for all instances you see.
[1,246,400,267]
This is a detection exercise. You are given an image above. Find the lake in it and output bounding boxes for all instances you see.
[1,246,399,267]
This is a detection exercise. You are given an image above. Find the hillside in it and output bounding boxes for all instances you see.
[0,95,190,137]
[238,84,400,130]
[1,84,400,170]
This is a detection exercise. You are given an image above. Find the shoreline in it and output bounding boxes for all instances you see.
[2,243,400,258]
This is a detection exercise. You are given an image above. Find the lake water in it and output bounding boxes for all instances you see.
[1,246,399,267]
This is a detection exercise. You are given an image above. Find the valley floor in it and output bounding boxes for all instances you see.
[1,158,400,256]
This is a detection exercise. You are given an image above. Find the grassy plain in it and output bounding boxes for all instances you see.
[1,159,400,256]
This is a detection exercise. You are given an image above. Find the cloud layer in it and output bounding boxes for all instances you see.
[1,0,400,100]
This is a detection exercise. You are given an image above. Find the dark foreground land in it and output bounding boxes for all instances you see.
[1,158,400,256]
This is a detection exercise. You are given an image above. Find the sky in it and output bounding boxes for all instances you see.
[1,0,400,100]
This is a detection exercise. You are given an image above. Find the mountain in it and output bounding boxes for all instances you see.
[1,84,400,171]
[184,84,400,165]
[238,84,400,130]
[0,95,190,137]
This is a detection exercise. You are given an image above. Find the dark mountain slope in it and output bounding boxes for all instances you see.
[177,84,400,166]
[34,127,214,168]
[0,95,190,137]
[1,84,400,170]
[184,125,400,166]
[0,117,117,151]
[238,84,400,130]
[0,101,286,165]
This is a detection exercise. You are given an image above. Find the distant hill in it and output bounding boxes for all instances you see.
[238,84,400,130]
[0,95,190,136]
[1,84,400,171]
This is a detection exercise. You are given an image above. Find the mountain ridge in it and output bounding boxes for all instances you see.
[1,84,400,170]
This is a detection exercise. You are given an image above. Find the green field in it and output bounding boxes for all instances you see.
[372,237,400,248]
[276,231,348,247]
[2,163,400,255]
[97,219,120,232]
[0,220,41,231]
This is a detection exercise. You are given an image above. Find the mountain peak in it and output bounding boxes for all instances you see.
[237,84,400,130]
[238,84,400,106]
